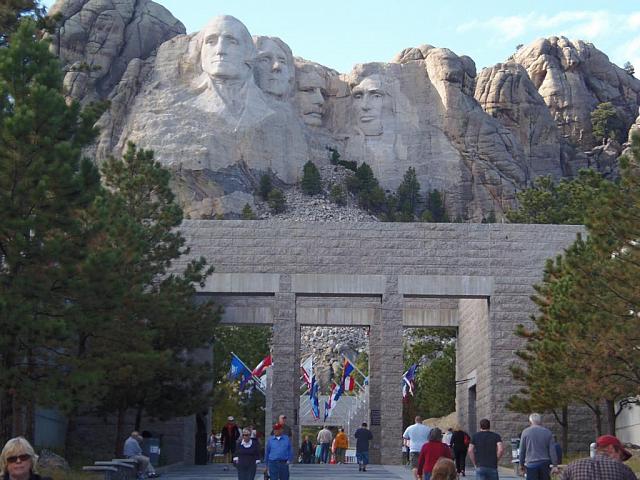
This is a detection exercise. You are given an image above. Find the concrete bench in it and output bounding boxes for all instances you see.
[82,465,119,480]
[95,461,136,480]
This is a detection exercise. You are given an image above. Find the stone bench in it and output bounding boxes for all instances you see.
[95,460,137,479]
[82,465,119,480]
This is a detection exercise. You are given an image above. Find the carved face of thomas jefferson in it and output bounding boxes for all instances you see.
[254,37,292,97]
[200,16,254,82]
[351,75,385,136]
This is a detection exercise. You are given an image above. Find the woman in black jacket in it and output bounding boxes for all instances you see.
[449,425,470,476]
[1,437,51,480]
[234,428,261,480]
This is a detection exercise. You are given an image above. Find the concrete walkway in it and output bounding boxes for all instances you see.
[158,463,521,479]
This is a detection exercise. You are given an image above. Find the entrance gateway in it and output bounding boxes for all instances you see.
[181,220,581,464]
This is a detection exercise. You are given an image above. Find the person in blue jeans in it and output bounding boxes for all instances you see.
[518,413,559,480]
[468,419,504,480]
[264,424,293,480]
[354,422,373,472]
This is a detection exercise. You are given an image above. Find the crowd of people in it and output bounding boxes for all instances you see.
[402,413,637,480]
[211,414,373,479]
[0,411,636,480]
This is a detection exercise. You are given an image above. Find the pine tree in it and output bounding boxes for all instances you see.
[507,171,610,224]
[0,20,102,441]
[425,190,449,222]
[301,160,322,196]
[63,143,219,454]
[242,203,257,220]
[329,184,346,206]
[259,174,272,200]
[623,61,635,76]
[268,188,286,213]
[396,167,421,221]
[591,102,624,144]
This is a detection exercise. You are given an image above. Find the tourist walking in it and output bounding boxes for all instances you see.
[354,422,373,472]
[317,425,332,464]
[299,435,314,464]
[264,424,293,480]
[222,416,241,464]
[561,435,637,480]
[0,437,52,480]
[417,428,453,480]
[403,416,431,480]
[450,425,470,477]
[207,429,217,463]
[468,419,504,480]
[518,413,558,480]
[270,415,292,438]
[334,428,348,464]
[233,428,261,480]
[431,457,457,480]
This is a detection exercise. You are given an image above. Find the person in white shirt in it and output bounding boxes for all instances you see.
[403,416,431,480]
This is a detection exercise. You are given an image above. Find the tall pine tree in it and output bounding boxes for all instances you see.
[0,20,102,442]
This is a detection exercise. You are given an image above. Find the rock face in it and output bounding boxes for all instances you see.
[50,0,185,104]
[513,37,640,149]
[50,1,640,220]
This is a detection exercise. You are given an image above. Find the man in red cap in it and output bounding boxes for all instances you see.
[561,434,637,479]
[264,423,293,480]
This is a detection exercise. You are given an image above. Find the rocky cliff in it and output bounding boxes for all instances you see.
[49,0,640,221]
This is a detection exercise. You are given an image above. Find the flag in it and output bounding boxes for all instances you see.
[344,375,355,391]
[300,356,313,389]
[229,353,253,391]
[324,401,330,421]
[309,376,320,418]
[228,353,251,380]
[340,358,355,388]
[252,354,272,378]
[402,363,418,398]
[332,381,344,403]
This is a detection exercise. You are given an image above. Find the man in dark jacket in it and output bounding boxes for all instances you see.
[221,416,241,464]
[354,422,373,472]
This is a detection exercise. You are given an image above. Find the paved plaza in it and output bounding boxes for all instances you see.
[158,463,521,479]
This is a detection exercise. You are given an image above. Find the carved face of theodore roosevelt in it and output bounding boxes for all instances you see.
[351,75,385,136]
[296,69,326,126]
[200,16,254,82]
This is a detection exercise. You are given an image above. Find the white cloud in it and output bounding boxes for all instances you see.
[616,34,640,74]
[457,10,638,43]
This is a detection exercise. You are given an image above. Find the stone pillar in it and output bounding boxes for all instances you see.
[270,274,299,448]
[369,275,403,464]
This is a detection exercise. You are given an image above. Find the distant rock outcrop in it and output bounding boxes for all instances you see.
[513,36,640,149]
[49,1,640,220]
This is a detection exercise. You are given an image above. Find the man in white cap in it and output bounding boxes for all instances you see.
[221,416,240,464]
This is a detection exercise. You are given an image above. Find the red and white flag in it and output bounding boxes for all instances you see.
[300,356,313,389]
[344,375,355,391]
[252,355,272,378]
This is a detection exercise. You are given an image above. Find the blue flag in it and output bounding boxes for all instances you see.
[310,376,320,418]
[228,354,253,389]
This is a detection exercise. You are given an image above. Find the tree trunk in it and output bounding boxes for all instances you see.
[115,407,126,457]
[561,406,569,453]
[134,405,143,431]
[0,388,15,443]
[25,397,35,442]
[65,409,78,460]
[605,399,616,435]
[593,405,602,436]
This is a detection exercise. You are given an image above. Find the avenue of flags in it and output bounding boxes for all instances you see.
[228,352,420,404]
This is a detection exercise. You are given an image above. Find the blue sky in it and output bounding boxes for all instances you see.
[44,0,640,74]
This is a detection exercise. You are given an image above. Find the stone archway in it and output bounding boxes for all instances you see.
[181,221,581,464]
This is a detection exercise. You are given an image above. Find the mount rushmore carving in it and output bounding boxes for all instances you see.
[50,0,640,220]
